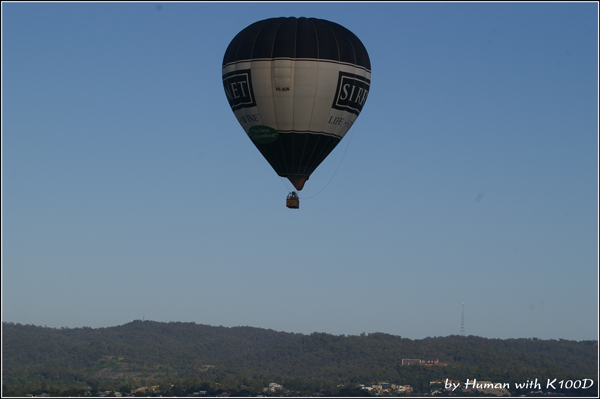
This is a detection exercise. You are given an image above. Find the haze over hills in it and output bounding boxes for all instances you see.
[2,320,598,396]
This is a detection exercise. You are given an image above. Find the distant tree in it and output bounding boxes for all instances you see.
[2,321,597,397]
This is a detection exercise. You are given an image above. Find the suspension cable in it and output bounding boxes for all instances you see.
[300,121,358,200]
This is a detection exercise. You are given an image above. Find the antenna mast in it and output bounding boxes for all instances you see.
[460,302,465,336]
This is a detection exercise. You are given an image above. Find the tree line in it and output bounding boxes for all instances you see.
[2,321,598,396]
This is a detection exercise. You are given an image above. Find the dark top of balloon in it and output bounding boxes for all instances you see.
[223,17,370,71]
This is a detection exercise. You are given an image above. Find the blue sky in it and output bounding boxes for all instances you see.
[2,2,598,341]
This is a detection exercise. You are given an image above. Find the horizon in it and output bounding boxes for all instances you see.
[4,318,597,343]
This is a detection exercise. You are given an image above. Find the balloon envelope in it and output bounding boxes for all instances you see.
[222,17,371,190]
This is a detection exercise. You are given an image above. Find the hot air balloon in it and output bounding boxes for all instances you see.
[222,17,371,208]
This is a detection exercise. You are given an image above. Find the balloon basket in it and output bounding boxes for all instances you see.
[286,192,300,209]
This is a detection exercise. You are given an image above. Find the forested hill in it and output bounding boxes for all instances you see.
[2,321,598,396]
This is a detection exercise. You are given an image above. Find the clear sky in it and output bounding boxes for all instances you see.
[2,2,598,341]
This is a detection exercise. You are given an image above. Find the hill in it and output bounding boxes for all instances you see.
[2,321,598,396]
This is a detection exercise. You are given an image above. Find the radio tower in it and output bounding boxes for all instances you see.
[460,302,466,336]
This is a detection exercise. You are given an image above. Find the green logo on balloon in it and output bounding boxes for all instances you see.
[249,125,279,144]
